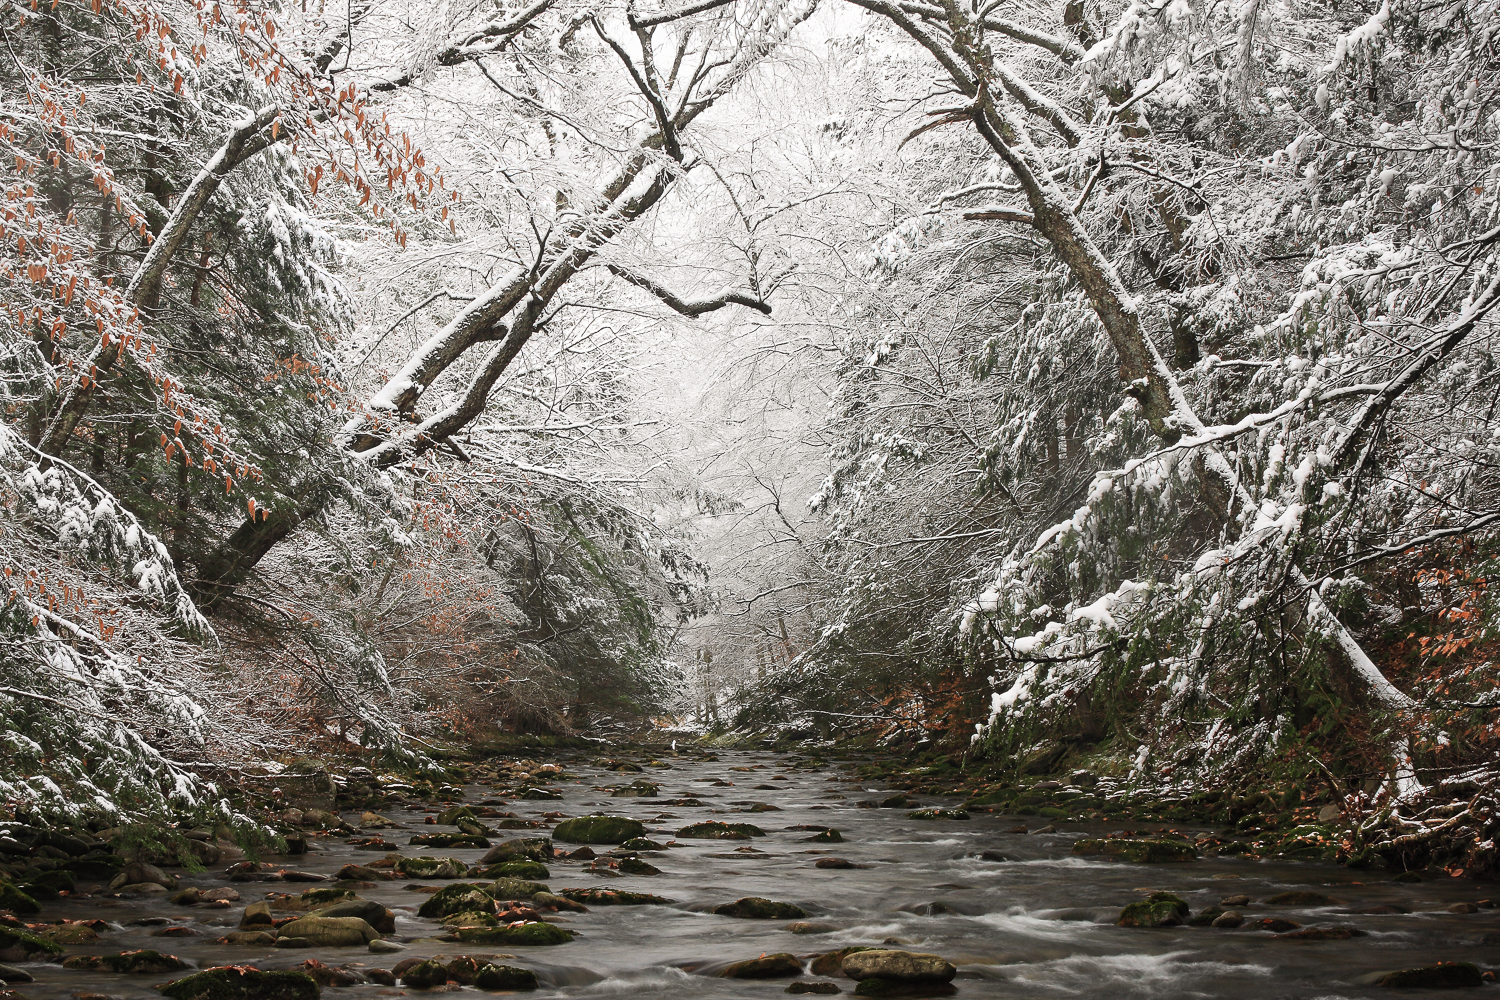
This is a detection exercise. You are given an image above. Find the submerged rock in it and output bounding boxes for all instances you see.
[559,887,674,906]
[553,816,646,844]
[62,950,190,974]
[677,821,766,839]
[906,809,968,821]
[1071,838,1197,863]
[713,896,807,919]
[720,953,804,978]
[1274,925,1368,940]
[1369,962,1482,988]
[807,830,844,843]
[815,858,861,869]
[158,967,319,1000]
[1265,891,1333,906]
[618,857,661,876]
[787,982,841,994]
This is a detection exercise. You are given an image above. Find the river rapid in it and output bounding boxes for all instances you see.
[13,749,1500,999]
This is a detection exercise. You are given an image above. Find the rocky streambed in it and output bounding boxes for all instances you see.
[2,748,1499,999]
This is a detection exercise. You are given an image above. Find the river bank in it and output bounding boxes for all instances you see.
[2,741,1498,998]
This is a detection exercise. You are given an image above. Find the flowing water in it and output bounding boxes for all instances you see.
[14,750,1500,999]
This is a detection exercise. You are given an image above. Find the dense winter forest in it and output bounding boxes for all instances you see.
[3,0,1499,881]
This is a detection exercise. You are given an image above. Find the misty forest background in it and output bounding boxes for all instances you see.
[3,0,1500,872]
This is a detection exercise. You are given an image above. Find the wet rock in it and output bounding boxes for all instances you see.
[1211,911,1244,928]
[1219,894,1251,907]
[720,953,804,978]
[369,939,404,953]
[807,830,843,843]
[617,857,661,876]
[475,964,539,990]
[713,896,807,919]
[1265,891,1333,906]
[532,891,588,913]
[441,910,499,927]
[107,862,175,892]
[359,812,399,829]
[1350,904,1410,915]
[279,870,326,882]
[0,925,65,962]
[202,887,241,902]
[309,899,396,934]
[1447,902,1480,914]
[559,887,674,906]
[0,883,39,916]
[787,983,841,994]
[563,847,597,860]
[444,956,485,984]
[273,937,313,949]
[1071,839,1196,863]
[158,967,319,1000]
[274,915,381,946]
[417,883,496,918]
[490,877,550,900]
[452,921,574,945]
[277,888,357,911]
[1187,907,1225,927]
[852,981,956,997]
[815,858,862,870]
[62,950,190,974]
[1118,893,1189,928]
[977,851,1011,862]
[552,816,645,844]
[474,860,550,880]
[1274,925,1368,940]
[437,806,477,825]
[239,901,275,929]
[811,947,873,976]
[394,856,466,879]
[410,833,490,849]
[611,782,660,798]
[20,869,73,898]
[478,838,553,864]
[36,922,98,944]
[221,931,277,946]
[1392,871,1424,883]
[787,922,840,935]
[907,809,969,821]
[0,964,31,985]
[400,958,450,988]
[151,926,199,939]
[842,950,956,983]
[334,864,390,883]
[1248,918,1301,933]
[878,795,908,808]
[1368,962,1482,988]
[298,959,365,987]
[677,821,766,839]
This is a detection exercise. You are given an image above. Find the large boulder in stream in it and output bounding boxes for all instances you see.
[475,964,540,990]
[308,898,396,934]
[843,950,956,983]
[159,967,321,1000]
[417,883,496,918]
[0,925,64,962]
[0,881,40,915]
[478,838,553,864]
[395,856,467,879]
[108,861,177,890]
[273,915,381,947]
[677,821,766,839]
[474,860,551,880]
[552,816,645,844]
[712,896,806,919]
[1118,892,1190,928]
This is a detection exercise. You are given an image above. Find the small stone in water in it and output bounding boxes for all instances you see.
[1220,894,1251,906]
[787,982,841,994]
[369,938,405,953]
[1211,911,1243,928]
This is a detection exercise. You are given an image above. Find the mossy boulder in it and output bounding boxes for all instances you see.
[490,877,550,900]
[0,924,65,962]
[677,821,766,839]
[1071,838,1196,863]
[478,838,553,864]
[410,833,490,849]
[559,887,674,906]
[158,967,321,1000]
[720,953,804,978]
[712,896,806,919]
[437,806,477,825]
[552,816,645,844]
[395,856,467,879]
[1370,962,1482,988]
[452,922,574,946]
[273,915,380,946]
[440,910,499,927]
[1118,893,1190,928]
[0,881,40,915]
[907,809,969,821]
[474,860,550,880]
[400,958,450,988]
[63,950,191,974]
[20,869,74,898]
[619,838,666,851]
[474,964,540,990]
[417,883,495,918]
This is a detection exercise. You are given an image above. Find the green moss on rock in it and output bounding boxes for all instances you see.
[417,883,494,918]
[474,964,540,990]
[559,887,674,905]
[1071,839,1196,863]
[676,821,766,839]
[0,881,40,915]
[552,816,645,844]
[712,896,806,919]
[475,860,550,880]
[63,949,190,974]
[0,924,65,960]
[452,922,574,946]
[158,967,321,1000]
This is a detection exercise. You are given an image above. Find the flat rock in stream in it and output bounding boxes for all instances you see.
[560,887,674,906]
[62,949,190,974]
[479,838,553,864]
[158,967,320,1000]
[273,915,381,946]
[1071,838,1197,863]
[677,821,765,839]
[712,896,806,919]
[552,816,645,844]
[1362,962,1483,988]
[842,950,956,983]
[452,922,573,946]
[720,953,804,978]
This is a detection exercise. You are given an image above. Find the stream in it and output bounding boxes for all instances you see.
[12,749,1500,999]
